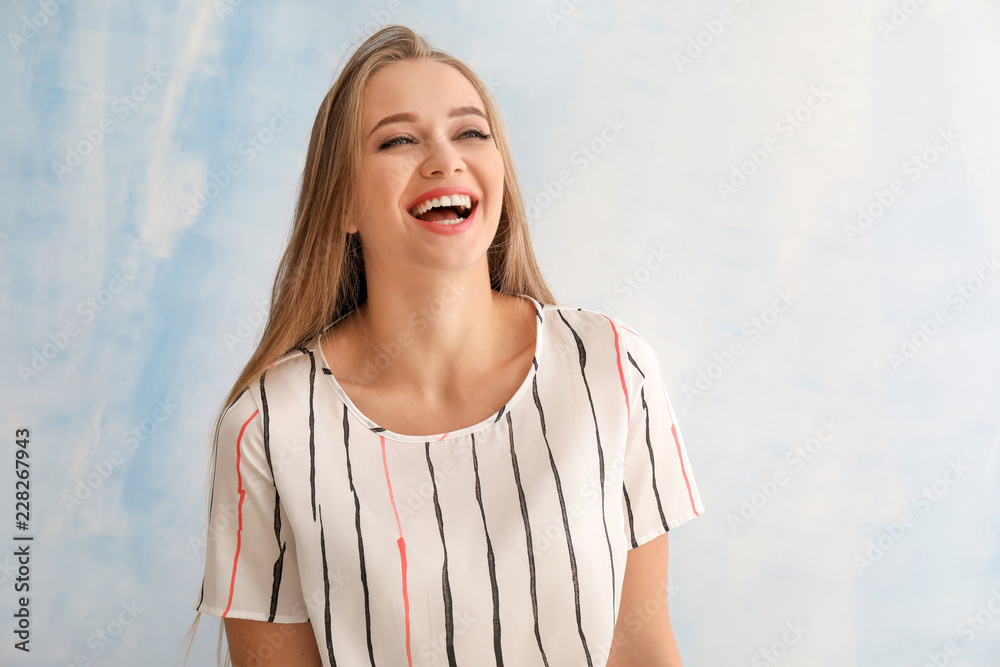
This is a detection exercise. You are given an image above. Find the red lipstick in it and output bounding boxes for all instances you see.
[406,186,480,236]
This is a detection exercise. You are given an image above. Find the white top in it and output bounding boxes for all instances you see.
[195,295,704,667]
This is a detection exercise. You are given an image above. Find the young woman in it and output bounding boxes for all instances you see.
[189,24,704,667]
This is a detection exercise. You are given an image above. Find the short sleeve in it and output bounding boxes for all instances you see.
[614,318,705,549]
[194,389,309,622]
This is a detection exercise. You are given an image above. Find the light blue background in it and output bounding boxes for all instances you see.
[2,1,998,665]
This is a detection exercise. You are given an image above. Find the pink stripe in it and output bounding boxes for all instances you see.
[380,435,413,667]
[671,423,700,516]
[601,315,631,425]
[223,409,259,617]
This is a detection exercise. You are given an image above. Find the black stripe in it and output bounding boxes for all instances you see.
[639,386,669,532]
[319,504,338,666]
[426,443,458,667]
[493,404,506,423]
[343,406,375,665]
[260,373,285,622]
[322,367,333,375]
[558,311,616,617]
[260,373,272,474]
[532,376,592,667]
[623,485,638,549]
[303,348,317,522]
[269,543,287,622]
[507,412,549,666]
[626,350,644,378]
[472,434,504,665]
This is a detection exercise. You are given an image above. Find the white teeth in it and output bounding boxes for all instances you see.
[409,194,474,217]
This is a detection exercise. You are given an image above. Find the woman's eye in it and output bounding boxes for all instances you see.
[460,128,493,140]
[377,129,493,151]
[377,134,413,150]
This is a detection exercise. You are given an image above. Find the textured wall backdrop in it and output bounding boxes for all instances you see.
[2,1,998,665]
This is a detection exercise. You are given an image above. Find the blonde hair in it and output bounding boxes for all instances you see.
[182,24,555,666]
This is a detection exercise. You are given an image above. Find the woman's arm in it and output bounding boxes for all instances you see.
[223,618,323,667]
[607,532,684,667]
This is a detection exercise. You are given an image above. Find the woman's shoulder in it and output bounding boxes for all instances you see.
[540,300,643,342]
[270,337,326,375]
[539,301,663,372]
[237,336,329,409]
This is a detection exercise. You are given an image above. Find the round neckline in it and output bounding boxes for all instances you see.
[312,294,544,443]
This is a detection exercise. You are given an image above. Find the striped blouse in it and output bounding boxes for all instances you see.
[195,295,704,667]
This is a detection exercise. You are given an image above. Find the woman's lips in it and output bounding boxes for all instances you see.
[409,198,478,235]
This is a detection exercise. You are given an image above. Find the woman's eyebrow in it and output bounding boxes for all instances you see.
[367,106,487,137]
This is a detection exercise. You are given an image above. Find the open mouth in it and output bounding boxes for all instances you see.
[407,194,478,226]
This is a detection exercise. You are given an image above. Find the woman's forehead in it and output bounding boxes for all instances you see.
[362,60,484,122]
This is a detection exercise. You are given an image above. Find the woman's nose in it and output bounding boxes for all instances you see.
[420,136,465,177]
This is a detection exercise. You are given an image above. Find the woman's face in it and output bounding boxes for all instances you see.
[353,59,505,276]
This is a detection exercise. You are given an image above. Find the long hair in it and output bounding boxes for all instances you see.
[182,24,555,666]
